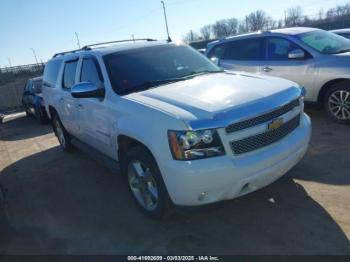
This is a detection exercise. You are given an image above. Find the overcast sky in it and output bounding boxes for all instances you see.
[0,0,348,66]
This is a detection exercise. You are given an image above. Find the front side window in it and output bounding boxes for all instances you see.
[104,44,221,96]
[80,58,103,88]
[296,30,350,54]
[207,43,228,59]
[266,37,302,60]
[62,60,78,89]
[227,38,265,60]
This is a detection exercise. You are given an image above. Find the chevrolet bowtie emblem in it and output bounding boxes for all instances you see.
[268,118,284,131]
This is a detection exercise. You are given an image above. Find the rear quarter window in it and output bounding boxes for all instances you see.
[43,59,62,88]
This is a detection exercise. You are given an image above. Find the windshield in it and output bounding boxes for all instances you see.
[296,30,350,54]
[104,44,222,95]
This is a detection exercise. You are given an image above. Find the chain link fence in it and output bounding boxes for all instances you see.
[0,63,45,112]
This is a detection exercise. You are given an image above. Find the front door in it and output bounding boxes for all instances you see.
[260,37,316,101]
[75,56,114,158]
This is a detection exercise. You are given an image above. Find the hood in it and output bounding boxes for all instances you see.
[126,72,301,129]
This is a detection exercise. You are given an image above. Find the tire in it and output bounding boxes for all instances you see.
[36,107,49,125]
[324,82,350,125]
[52,114,74,152]
[124,146,173,219]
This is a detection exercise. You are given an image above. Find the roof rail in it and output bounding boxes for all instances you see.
[53,48,85,58]
[52,38,157,58]
[81,38,156,49]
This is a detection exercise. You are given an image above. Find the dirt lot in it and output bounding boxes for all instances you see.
[0,108,349,255]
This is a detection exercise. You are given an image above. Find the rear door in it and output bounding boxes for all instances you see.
[259,37,316,100]
[209,37,265,73]
[58,58,80,135]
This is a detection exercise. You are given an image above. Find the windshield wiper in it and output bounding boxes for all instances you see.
[332,48,350,54]
[186,70,224,78]
[133,70,224,92]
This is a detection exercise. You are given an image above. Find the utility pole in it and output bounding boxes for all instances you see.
[31,48,39,65]
[75,32,81,48]
[131,34,135,42]
[160,1,171,42]
[7,58,12,68]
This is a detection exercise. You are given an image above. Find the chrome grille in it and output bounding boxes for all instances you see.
[226,99,300,133]
[230,114,300,155]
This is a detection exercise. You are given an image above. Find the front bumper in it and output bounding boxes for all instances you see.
[159,113,311,206]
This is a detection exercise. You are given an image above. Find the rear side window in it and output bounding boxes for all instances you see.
[62,60,78,89]
[43,59,62,88]
[80,58,104,88]
[227,38,265,60]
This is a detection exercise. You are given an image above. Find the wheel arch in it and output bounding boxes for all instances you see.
[117,135,157,165]
[318,78,350,107]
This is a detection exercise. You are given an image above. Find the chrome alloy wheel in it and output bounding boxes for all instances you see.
[328,90,350,120]
[127,160,159,211]
[54,118,66,147]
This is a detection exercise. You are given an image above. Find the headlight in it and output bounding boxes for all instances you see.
[168,129,225,160]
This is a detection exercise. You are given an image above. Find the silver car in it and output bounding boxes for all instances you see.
[206,27,350,124]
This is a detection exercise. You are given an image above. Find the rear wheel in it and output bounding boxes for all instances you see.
[124,146,173,219]
[52,114,74,152]
[324,83,350,125]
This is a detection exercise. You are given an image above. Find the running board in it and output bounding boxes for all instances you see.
[71,138,120,173]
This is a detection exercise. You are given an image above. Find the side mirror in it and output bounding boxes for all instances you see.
[210,57,220,66]
[288,49,305,59]
[71,82,105,98]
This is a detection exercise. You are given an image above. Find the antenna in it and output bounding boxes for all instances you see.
[161,1,172,42]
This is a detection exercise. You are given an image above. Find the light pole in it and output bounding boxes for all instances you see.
[160,1,171,42]
[31,48,39,65]
[7,58,12,68]
[75,32,81,48]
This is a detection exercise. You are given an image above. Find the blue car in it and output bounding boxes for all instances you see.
[22,76,48,124]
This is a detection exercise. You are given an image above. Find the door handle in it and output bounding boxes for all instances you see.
[59,98,64,103]
[263,67,272,72]
[76,104,84,110]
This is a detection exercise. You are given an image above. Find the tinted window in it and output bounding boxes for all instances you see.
[43,59,62,88]
[33,79,43,93]
[297,30,350,54]
[266,37,301,60]
[207,43,229,59]
[80,58,103,88]
[227,38,265,60]
[104,45,221,96]
[62,60,78,89]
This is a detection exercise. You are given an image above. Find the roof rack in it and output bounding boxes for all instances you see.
[53,38,157,58]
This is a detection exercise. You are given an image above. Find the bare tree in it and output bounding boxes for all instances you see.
[245,10,270,31]
[183,30,200,43]
[285,6,303,27]
[326,4,350,19]
[200,25,212,40]
[212,18,238,38]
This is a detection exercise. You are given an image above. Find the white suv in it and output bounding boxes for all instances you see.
[42,39,311,218]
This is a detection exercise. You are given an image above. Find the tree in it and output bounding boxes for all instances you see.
[183,30,200,43]
[200,25,212,40]
[245,10,270,31]
[285,6,303,27]
[212,18,238,38]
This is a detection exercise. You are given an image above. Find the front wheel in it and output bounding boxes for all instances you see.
[124,146,173,219]
[325,83,350,125]
[52,114,73,152]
